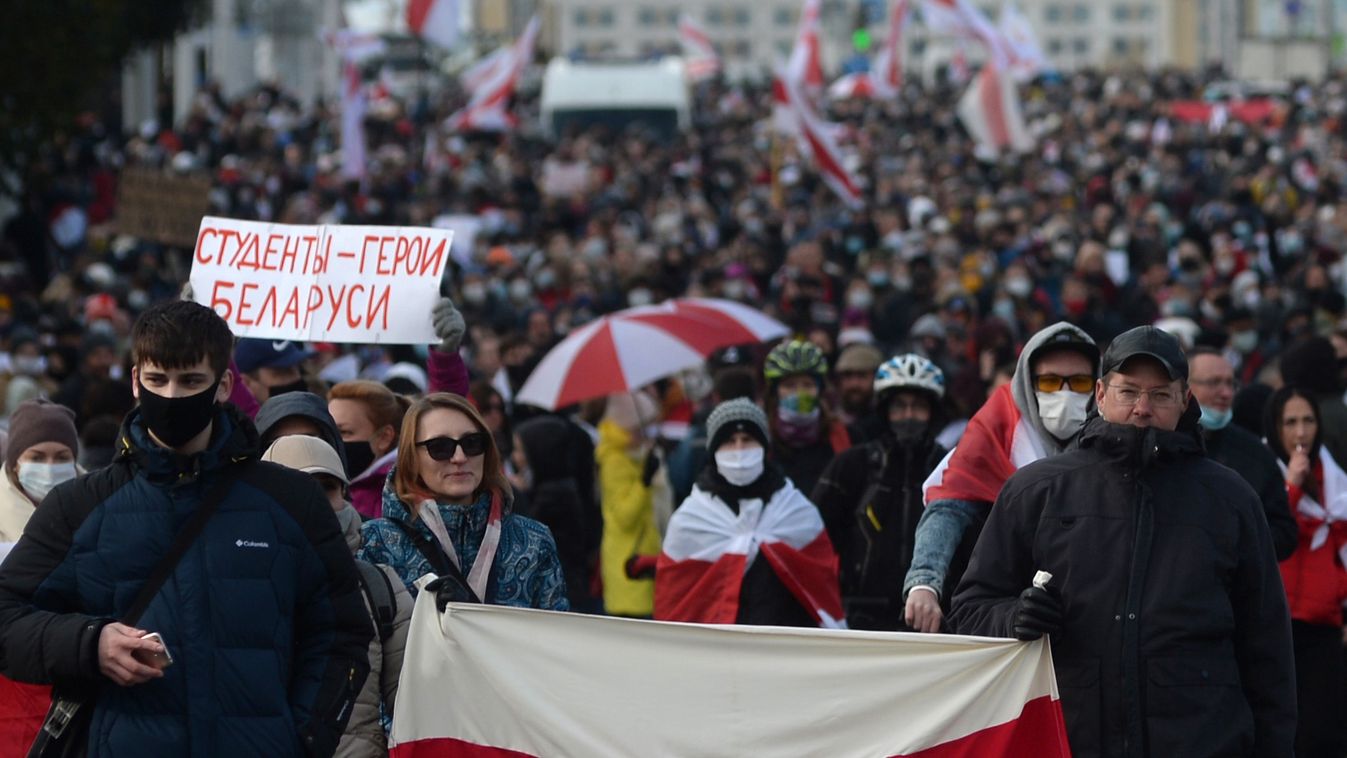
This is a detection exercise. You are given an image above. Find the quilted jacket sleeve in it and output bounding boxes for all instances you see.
[0,470,120,688]
[284,476,373,757]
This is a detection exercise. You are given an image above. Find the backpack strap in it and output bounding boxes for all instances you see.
[355,560,396,642]
[384,517,482,603]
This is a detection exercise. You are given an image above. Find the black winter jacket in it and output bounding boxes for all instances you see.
[812,435,946,630]
[1202,424,1298,560]
[0,406,372,757]
[950,411,1295,758]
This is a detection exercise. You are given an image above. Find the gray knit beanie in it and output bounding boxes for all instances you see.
[706,398,769,453]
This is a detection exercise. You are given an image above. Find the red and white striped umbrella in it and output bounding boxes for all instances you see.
[515,298,788,410]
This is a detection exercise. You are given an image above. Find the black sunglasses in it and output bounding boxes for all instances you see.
[416,433,489,461]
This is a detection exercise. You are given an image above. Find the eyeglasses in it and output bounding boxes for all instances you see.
[416,433,489,461]
[1190,377,1240,391]
[1107,384,1182,408]
[1035,374,1095,393]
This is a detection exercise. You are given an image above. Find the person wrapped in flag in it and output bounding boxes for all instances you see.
[903,323,1098,632]
[654,398,845,627]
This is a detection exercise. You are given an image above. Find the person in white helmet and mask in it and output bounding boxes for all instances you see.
[0,399,81,542]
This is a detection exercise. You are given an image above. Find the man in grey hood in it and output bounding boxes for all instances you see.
[903,322,1099,632]
[255,391,349,473]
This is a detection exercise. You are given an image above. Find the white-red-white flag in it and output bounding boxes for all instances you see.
[773,66,865,207]
[389,593,1073,756]
[459,46,511,91]
[957,62,1033,158]
[340,61,367,180]
[921,0,1010,67]
[654,483,846,627]
[828,71,879,101]
[447,15,539,132]
[923,383,1047,504]
[678,12,721,81]
[999,0,1048,80]
[406,0,461,50]
[872,0,912,98]
[789,0,826,91]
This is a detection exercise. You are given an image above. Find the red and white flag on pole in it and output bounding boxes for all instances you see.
[872,0,912,98]
[654,483,846,627]
[406,0,461,49]
[340,60,368,180]
[920,0,1010,67]
[773,66,865,207]
[678,12,721,81]
[447,15,539,132]
[458,46,510,91]
[389,594,1072,756]
[956,62,1034,158]
[789,0,826,92]
[924,384,1047,504]
[999,0,1048,80]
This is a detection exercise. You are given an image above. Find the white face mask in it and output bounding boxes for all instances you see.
[1035,390,1091,441]
[714,446,765,487]
[17,461,77,502]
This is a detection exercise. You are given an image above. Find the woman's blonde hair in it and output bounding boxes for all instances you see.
[328,380,411,435]
[393,392,511,508]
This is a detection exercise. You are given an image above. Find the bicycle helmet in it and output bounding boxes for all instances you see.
[873,354,946,402]
[763,340,828,385]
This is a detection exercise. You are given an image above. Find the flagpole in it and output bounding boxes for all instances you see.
[770,131,784,212]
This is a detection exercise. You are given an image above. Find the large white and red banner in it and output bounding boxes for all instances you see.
[389,595,1071,756]
[920,0,1010,67]
[447,15,539,132]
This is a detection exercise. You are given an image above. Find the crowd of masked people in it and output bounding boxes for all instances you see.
[1,62,1347,755]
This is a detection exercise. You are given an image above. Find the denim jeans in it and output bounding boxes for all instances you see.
[902,498,986,599]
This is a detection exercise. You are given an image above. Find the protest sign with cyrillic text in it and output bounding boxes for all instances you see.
[190,216,452,343]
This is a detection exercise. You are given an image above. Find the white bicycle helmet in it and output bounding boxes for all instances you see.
[874,353,946,401]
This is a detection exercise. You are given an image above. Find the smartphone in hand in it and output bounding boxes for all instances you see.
[135,632,174,670]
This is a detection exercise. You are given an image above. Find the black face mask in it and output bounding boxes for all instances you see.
[890,419,929,446]
[137,378,221,449]
[267,377,308,398]
[345,440,375,479]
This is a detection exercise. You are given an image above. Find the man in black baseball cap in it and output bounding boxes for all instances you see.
[234,338,313,404]
[950,322,1294,756]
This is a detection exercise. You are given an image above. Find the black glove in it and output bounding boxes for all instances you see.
[1012,585,1063,640]
[425,572,481,613]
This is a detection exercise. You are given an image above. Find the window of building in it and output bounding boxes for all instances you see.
[1047,38,1063,54]
[1113,37,1129,54]
[734,7,751,26]
[1137,4,1153,20]
[777,40,793,56]
[1073,37,1089,54]
[597,7,615,26]
[911,38,926,55]
[730,39,752,57]
[708,7,725,24]
[574,8,589,26]
[1044,4,1062,22]
[665,9,680,25]
[1113,4,1130,21]
[1073,4,1089,22]
[775,7,796,25]
[638,7,657,25]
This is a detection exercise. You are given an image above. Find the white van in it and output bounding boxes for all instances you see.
[540,57,691,141]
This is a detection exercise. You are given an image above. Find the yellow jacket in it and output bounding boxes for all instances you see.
[596,420,660,616]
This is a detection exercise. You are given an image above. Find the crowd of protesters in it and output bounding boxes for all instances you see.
[1,58,1347,756]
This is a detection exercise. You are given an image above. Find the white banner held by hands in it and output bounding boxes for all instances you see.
[190,216,452,344]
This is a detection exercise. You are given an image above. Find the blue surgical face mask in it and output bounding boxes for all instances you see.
[1199,405,1233,431]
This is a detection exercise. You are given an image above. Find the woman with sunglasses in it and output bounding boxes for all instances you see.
[357,392,569,610]
[1263,386,1347,758]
